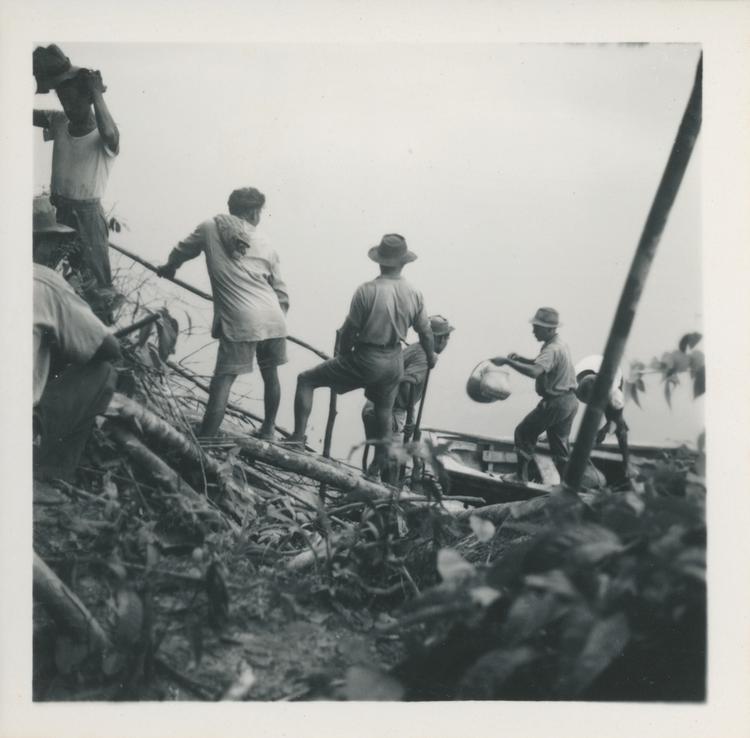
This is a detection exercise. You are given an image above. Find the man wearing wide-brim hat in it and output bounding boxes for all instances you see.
[290,234,437,481]
[491,307,578,482]
[33,44,120,308]
[33,195,121,481]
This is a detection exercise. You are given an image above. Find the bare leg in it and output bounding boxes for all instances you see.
[291,376,316,442]
[259,365,280,438]
[200,373,237,438]
[368,401,395,482]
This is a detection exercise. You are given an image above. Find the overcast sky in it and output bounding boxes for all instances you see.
[34,42,703,456]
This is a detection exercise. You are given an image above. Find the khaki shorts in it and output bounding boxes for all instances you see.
[214,336,288,376]
[299,346,403,407]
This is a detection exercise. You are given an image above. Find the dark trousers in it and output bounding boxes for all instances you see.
[52,195,112,288]
[34,361,117,482]
[514,392,579,479]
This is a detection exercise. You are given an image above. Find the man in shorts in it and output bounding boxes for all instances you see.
[290,234,436,481]
[575,354,631,479]
[157,187,289,439]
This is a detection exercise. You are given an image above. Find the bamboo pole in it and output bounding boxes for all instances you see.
[564,55,702,492]
[109,241,330,360]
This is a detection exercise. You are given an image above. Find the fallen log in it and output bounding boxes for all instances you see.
[106,421,232,532]
[33,552,112,652]
[235,437,407,503]
[105,393,260,510]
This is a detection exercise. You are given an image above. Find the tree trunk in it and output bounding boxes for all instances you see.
[33,552,111,652]
[235,437,409,502]
[105,393,260,511]
[106,421,232,531]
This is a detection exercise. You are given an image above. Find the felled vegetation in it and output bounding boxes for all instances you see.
[32,265,706,702]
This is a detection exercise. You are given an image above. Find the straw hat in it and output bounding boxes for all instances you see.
[466,360,512,403]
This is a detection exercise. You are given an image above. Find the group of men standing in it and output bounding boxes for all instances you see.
[32,44,629,488]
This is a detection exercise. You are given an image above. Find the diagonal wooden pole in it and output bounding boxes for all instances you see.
[108,241,331,360]
[564,55,702,493]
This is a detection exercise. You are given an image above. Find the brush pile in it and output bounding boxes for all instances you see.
[32,266,706,702]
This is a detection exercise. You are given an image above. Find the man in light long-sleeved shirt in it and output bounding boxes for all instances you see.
[290,233,436,481]
[157,187,289,438]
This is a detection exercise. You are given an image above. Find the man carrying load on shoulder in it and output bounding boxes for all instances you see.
[290,234,436,482]
[491,307,578,482]
[156,187,289,440]
[33,44,120,310]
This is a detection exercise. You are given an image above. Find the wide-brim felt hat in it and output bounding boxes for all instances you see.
[33,195,76,235]
[466,360,512,403]
[33,44,82,94]
[429,315,455,336]
[530,306,560,328]
[368,233,417,266]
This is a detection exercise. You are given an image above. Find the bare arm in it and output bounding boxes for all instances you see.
[492,355,544,379]
[417,328,437,369]
[86,71,120,154]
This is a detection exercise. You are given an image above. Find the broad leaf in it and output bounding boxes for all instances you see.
[436,548,475,584]
[155,308,179,360]
[524,569,578,598]
[457,646,538,699]
[501,590,563,646]
[558,612,630,697]
[469,515,496,543]
[342,665,405,701]
[114,587,144,645]
[679,332,702,353]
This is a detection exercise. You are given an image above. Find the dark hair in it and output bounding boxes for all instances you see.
[228,187,266,216]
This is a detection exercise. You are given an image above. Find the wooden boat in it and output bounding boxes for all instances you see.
[420,427,674,504]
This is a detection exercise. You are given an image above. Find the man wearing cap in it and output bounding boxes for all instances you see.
[361,314,454,443]
[290,234,436,481]
[575,355,631,479]
[33,44,120,298]
[491,307,578,482]
[33,196,121,481]
[156,187,289,440]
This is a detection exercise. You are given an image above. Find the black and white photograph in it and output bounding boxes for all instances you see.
[2,2,750,737]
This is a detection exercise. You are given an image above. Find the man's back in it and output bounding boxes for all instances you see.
[348,275,429,347]
[175,216,289,342]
